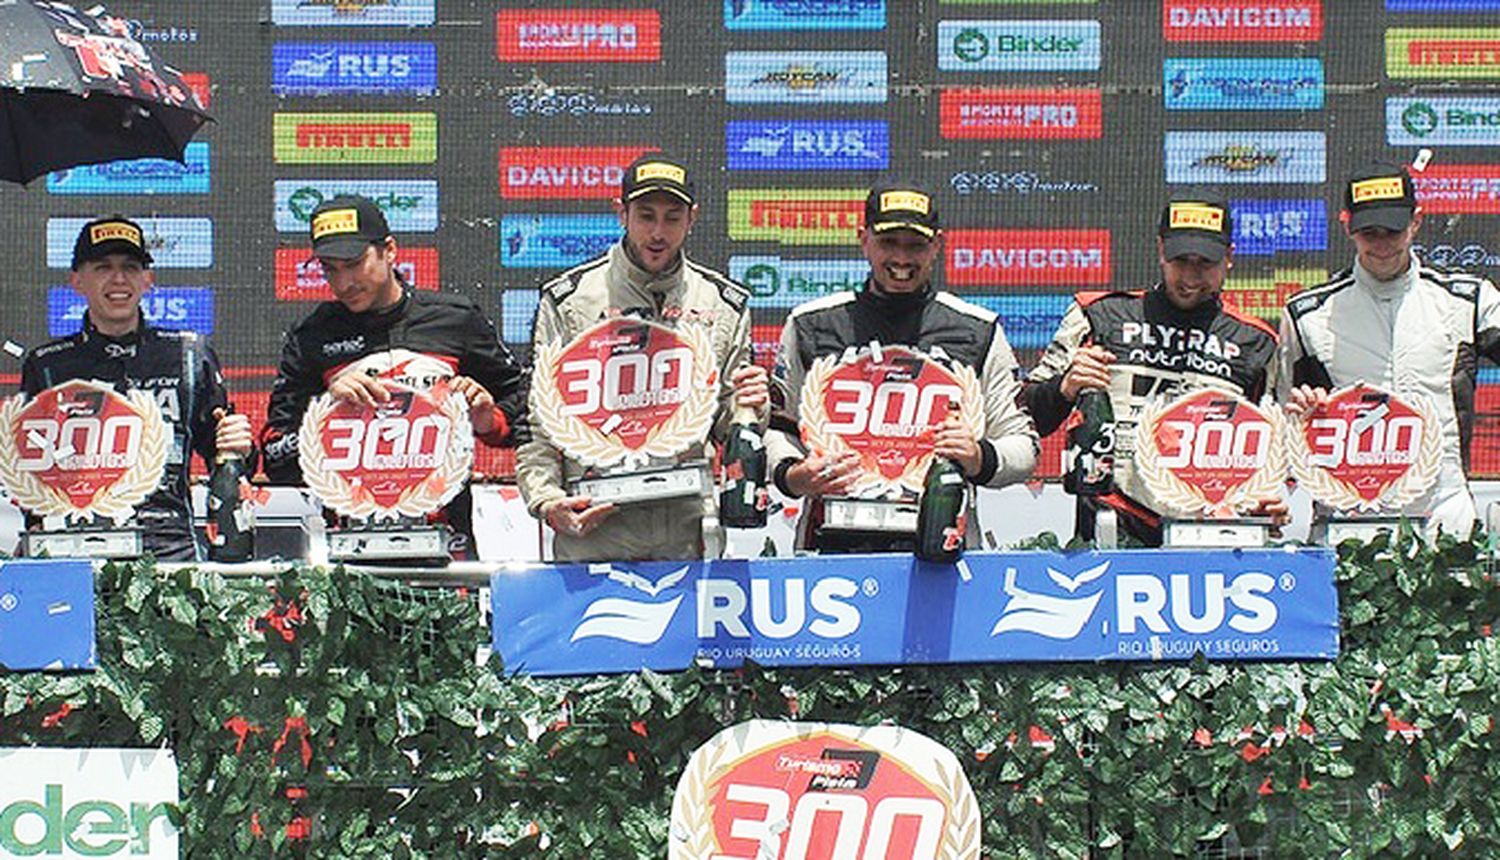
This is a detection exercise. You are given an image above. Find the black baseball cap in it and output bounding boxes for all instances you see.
[1158,187,1233,263]
[1344,161,1417,233]
[72,216,152,269]
[865,181,940,238]
[620,154,695,206]
[309,194,391,260]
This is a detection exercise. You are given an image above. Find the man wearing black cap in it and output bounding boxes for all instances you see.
[1279,162,1500,537]
[1023,188,1281,546]
[260,195,526,558]
[516,154,766,561]
[20,216,254,560]
[766,181,1038,553]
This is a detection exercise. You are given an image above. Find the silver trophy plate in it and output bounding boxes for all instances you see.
[1163,519,1270,548]
[822,497,919,534]
[23,528,142,559]
[1320,516,1415,546]
[571,462,708,505]
[328,525,450,562]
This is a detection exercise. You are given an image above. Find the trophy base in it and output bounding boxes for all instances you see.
[328,525,451,562]
[23,529,142,559]
[1318,516,1416,546]
[571,462,708,505]
[822,498,919,534]
[1163,519,1270,548]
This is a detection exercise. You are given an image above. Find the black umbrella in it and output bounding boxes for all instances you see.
[0,0,211,184]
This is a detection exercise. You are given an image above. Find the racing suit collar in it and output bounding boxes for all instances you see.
[81,310,148,345]
[860,277,935,311]
[1144,282,1223,323]
[612,241,686,298]
[1352,252,1419,301]
[339,278,412,324]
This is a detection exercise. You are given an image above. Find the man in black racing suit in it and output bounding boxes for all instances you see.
[1023,188,1282,546]
[20,216,255,561]
[259,195,526,558]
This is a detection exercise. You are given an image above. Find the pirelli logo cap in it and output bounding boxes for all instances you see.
[1344,161,1416,233]
[865,180,940,238]
[621,153,695,205]
[309,194,391,260]
[1158,186,1232,263]
[72,216,152,269]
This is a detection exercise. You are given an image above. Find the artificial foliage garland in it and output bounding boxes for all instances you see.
[1,528,1499,858]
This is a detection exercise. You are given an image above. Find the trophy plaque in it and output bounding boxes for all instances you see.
[1284,382,1441,544]
[299,380,473,562]
[0,380,169,558]
[1133,389,1286,547]
[800,343,983,536]
[530,318,719,504]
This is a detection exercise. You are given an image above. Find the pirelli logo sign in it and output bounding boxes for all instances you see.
[311,209,359,239]
[1350,177,1406,204]
[89,222,143,247]
[727,189,866,245]
[273,113,438,164]
[879,191,930,214]
[1169,203,1225,232]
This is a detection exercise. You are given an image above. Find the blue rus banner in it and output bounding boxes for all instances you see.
[0,560,95,671]
[492,548,1338,676]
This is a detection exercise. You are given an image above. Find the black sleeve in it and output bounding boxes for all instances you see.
[1021,377,1073,437]
[458,304,529,446]
[259,329,322,483]
[19,353,40,397]
[188,338,233,469]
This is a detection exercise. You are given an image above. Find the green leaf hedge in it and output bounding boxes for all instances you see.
[3,530,1499,858]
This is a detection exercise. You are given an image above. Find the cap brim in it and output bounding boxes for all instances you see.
[624,184,694,206]
[312,236,375,261]
[1162,233,1228,263]
[871,220,936,238]
[1347,205,1413,233]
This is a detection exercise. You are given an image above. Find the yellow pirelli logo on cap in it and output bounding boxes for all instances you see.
[89,222,142,247]
[1169,203,1225,233]
[1351,176,1406,204]
[635,163,686,184]
[880,190,930,215]
[311,209,360,239]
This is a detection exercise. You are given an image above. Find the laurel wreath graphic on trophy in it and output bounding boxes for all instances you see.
[1133,392,1288,519]
[1283,385,1442,514]
[799,348,984,496]
[530,319,719,470]
[669,724,980,860]
[298,382,474,521]
[0,381,169,523]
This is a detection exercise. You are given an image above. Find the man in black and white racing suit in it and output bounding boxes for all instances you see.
[1279,162,1500,537]
[767,181,1038,553]
[259,195,526,557]
[1023,188,1282,546]
[20,216,255,561]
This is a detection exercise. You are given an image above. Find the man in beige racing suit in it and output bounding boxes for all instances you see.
[516,154,768,561]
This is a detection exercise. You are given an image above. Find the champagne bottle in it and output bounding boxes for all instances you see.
[207,451,254,562]
[916,401,968,563]
[1064,389,1116,497]
[720,404,768,528]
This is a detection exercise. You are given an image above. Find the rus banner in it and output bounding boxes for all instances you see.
[491,548,1338,676]
[0,560,94,671]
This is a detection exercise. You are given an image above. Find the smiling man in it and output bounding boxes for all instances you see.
[1278,162,1500,537]
[517,154,766,561]
[766,180,1038,553]
[259,195,526,558]
[19,216,253,560]
[1023,187,1281,546]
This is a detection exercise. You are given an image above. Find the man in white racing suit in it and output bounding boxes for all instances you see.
[1278,161,1500,537]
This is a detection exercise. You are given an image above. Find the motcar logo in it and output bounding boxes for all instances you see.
[272,42,437,96]
[1165,131,1326,184]
[496,9,660,62]
[1164,1,1322,41]
[938,19,1101,71]
[47,142,210,195]
[726,120,889,170]
[725,51,888,104]
[940,87,1103,139]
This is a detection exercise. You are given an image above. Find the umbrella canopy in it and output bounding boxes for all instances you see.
[0,0,211,184]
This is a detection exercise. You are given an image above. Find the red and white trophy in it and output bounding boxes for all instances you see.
[298,380,473,561]
[799,344,983,535]
[0,380,169,558]
[530,318,720,505]
[1133,389,1287,546]
[1284,382,1441,544]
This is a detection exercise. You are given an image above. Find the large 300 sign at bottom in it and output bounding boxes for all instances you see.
[490,548,1338,676]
